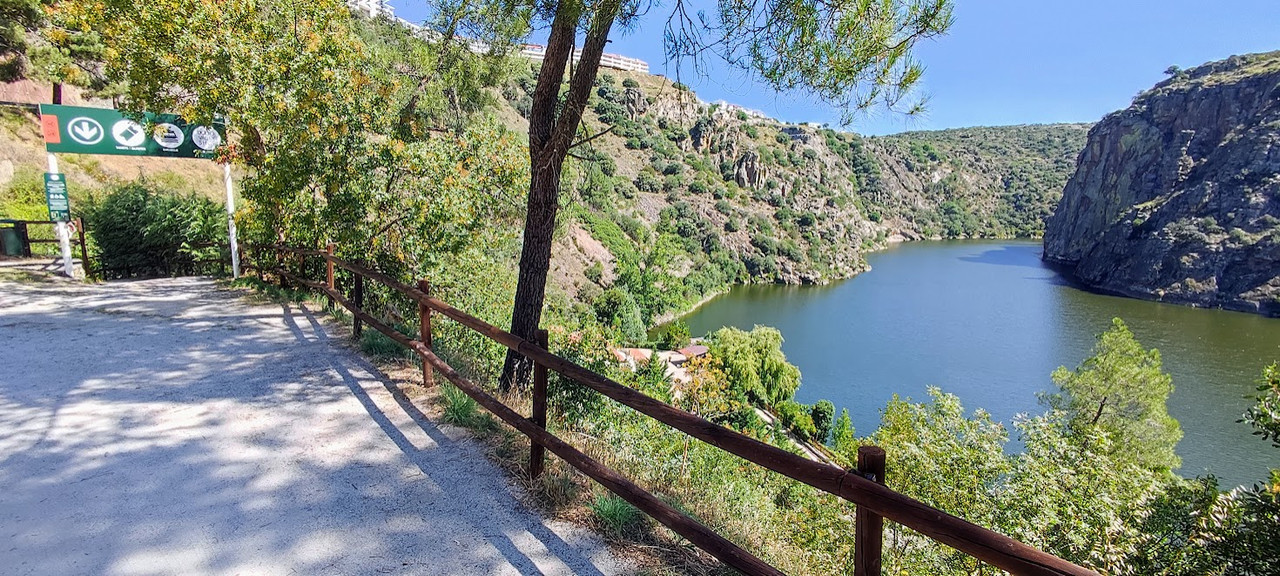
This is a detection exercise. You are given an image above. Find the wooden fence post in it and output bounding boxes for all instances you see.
[16,221,30,257]
[325,243,335,310]
[417,279,434,387]
[75,217,91,279]
[530,328,550,478]
[353,273,364,338]
[855,445,887,576]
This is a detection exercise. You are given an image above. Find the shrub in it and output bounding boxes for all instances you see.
[811,400,835,444]
[585,261,604,285]
[441,383,487,429]
[85,182,226,279]
[657,320,690,350]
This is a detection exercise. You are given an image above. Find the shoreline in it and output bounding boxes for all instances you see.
[648,235,1048,331]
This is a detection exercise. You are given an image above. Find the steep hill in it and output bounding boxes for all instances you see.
[1044,52,1280,316]
[499,66,1089,326]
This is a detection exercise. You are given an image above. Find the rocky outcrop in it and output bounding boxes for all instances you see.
[623,87,647,120]
[733,150,767,188]
[1044,52,1280,316]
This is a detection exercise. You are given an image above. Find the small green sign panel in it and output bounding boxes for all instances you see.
[39,104,225,159]
[45,173,70,221]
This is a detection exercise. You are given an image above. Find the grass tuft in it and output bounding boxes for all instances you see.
[590,493,643,538]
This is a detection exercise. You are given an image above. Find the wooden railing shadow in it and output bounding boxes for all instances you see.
[248,243,1098,576]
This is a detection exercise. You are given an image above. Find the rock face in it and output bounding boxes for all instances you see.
[1044,52,1280,316]
[733,150,767,188]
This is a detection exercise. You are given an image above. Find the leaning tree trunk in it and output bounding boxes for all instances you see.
[499,0,622,391]
[501,160,565,388]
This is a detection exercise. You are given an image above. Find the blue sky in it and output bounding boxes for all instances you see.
[390,0,1280,135]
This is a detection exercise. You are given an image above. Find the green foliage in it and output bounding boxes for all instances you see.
[1042,318,1182,471]
[708,326,801,407]
[441,384,489,430]
[590,493,642,538]
[0,0,41,81]
[810,400,834,444]
[593,287,645,344]
[84,182,226,278]
[584,260,604,285]
[999,409,1166,574]
[1243,362,1280,447]
[776,400,816,441]
[831,408,855,450]
[656,319,690,350]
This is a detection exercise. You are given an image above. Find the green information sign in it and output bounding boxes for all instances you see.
[45,173,70,221]
[39,104,225,159]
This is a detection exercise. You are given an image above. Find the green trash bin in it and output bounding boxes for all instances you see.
[0,220,22,257]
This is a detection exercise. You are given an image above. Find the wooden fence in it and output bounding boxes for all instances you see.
[250,243,1098,576]
[2,218,91,276]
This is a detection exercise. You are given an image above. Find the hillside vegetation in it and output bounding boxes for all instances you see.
[496,64,1089,328]
[11,4,1278,574]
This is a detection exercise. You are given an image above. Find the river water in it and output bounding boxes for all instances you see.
[678,240,1280,487]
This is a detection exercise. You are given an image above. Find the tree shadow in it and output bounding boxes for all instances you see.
[0,277,623,576]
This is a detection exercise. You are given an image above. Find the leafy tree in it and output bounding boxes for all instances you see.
[499,0,954,389]
[708,325,800,407]
[810,399,834,444]
[592,287,645,344]
[0,0,41,81]
[1041,318,1182,472]
[870,388,1008,573]
[999,410,1165,574]
[656,319,690,350]
[830,408,855,452]
[70,0,527,277]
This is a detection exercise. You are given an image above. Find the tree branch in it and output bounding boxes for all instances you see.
[568,125,614,150]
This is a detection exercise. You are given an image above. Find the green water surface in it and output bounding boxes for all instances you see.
[678,240,1280,487]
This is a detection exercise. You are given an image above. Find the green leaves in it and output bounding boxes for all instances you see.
[1243,362,1280,447]
[709,0,952,122]
[708,325,800,407]
[1042,318,1183,472]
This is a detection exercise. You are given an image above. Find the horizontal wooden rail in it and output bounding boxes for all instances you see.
[256,246,1098,576]
[270,265,785,575]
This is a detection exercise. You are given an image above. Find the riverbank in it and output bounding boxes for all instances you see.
[677,239,1280,487]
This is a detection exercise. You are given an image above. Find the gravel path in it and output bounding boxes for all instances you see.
[0,276,629,576]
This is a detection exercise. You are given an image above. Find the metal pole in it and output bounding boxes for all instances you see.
[223,163,240,278]
[47,152,73,278]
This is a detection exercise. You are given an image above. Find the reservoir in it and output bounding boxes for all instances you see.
[679,240,1280,487]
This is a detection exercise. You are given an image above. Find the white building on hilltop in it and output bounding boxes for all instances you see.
[348,0,393,19]
[520,44,649,74]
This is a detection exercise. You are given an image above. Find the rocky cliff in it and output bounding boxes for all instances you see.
[1044,52,1280,316]
[500,66,1089,313]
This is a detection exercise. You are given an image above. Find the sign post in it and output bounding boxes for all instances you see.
[45,152,73,277]
[38,104,233,278]
[223,164,239,278]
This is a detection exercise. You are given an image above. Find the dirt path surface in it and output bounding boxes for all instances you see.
[0,276,629,576]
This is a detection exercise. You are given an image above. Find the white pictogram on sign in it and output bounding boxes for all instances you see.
[68,117,104,145]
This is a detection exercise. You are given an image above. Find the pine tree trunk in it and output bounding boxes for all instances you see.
[500,159,564,388]
[498,0,622,391]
